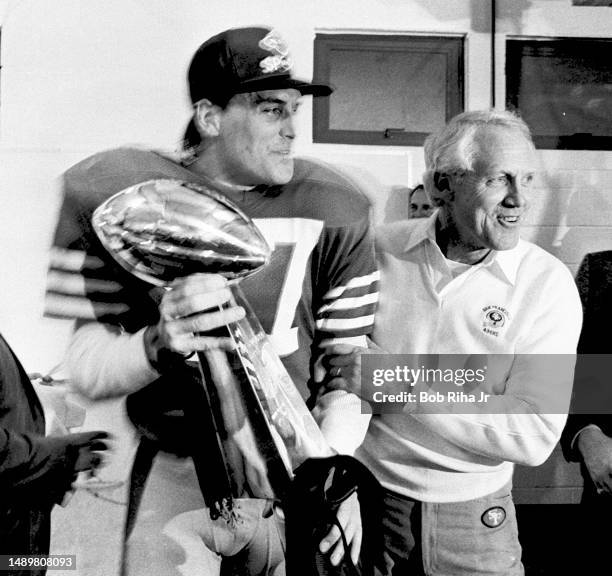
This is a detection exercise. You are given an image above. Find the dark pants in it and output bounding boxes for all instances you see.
[575,466,612,575]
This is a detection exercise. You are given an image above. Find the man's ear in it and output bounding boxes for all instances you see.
[433,172,454,203]
[194,99,222,138]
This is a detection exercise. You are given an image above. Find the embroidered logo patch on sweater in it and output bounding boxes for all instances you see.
[481,305,509,337]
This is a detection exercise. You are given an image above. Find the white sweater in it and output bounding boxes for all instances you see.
[356,217,582,502]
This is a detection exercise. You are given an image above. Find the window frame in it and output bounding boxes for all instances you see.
[506,36,612,151]
[313,33,465,147]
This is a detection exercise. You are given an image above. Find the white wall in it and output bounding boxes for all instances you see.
[0,0,610,367]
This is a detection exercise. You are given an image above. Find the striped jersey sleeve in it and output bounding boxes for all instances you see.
[45,247,129,321]
[314,214,379,344]
[44,176,156,332]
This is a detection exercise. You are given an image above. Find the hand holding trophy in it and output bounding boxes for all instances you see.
[92,179,332,511]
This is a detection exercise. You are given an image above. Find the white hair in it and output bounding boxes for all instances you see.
[422,109,534,205]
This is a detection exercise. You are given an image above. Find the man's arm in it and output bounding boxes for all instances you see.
[306,198,379,567]
[326,264,583,467]
[310,213,379,456]
[560,253,612,493]
[45,173,245,398]
[66,324,157,399]
[561,253,595,457]
[325,348,573,467]
[413,265,583,466]
[65,275,244,399]
[573,427,612,494]
[561,253,612,460]
[0,427,108,501]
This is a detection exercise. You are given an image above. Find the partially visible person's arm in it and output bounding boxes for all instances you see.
[561,252,596,459]
[560,253,612,492]
[575,427,612,494]
[0,427,108,500]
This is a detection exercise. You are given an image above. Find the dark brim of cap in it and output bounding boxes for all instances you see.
[235,74,333,97]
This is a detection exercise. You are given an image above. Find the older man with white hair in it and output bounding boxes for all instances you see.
[323,109,582,575]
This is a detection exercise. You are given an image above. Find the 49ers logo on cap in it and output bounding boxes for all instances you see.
[258,30,292,74]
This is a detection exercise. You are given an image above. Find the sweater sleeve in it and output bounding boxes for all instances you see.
[66,322,159,400]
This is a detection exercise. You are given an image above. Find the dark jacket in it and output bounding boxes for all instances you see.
[0,334,80,573]
[561,251,612,462]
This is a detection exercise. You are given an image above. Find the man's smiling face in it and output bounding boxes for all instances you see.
[214,88,301,187]
[446,125,537,255]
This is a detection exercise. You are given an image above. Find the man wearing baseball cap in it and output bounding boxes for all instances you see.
[45,26,378,575]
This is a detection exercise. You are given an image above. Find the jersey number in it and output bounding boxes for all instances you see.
[250,218,323,357]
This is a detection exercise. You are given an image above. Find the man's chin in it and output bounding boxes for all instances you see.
[494,235,520,252]
[269,161,294,185]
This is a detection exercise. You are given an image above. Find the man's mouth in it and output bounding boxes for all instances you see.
[497,214,521,226]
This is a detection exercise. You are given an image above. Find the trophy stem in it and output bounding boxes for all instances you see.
[191,285,294,502]
[192,348,241,517]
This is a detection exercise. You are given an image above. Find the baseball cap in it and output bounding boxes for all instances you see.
[188,26,333,106]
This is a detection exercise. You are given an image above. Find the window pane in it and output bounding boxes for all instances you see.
[507,38,612,150]
[328,48,447,133]
[313,34,464,146]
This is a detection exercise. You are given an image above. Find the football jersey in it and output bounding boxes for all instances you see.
[45,148,379,448]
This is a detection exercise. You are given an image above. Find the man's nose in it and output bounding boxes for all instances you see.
[281,113,296,139]
[503,179,529,207]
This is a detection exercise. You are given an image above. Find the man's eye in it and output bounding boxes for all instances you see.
[486,176,507,186]
[521,174,535,186]
[262,106,282,117]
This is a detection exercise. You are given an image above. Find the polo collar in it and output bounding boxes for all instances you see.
[402,213,438,252]
[487,244,523,285]
[404,215,523,286]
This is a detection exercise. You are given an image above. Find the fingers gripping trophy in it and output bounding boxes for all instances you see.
[92,178,333,519]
